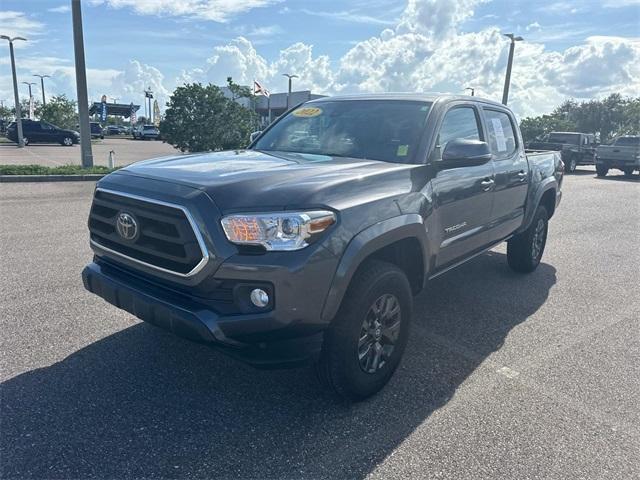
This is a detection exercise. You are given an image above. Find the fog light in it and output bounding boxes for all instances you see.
[250,288,269,308]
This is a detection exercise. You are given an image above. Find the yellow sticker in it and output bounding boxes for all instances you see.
[397,145,409,156]
[292,107,322,118]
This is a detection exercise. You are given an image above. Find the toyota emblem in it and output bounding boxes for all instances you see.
[116,212,138,240]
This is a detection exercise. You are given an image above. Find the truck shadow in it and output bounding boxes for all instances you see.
[1,252,556,479]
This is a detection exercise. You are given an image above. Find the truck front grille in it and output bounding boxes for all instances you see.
[88,189,208,276]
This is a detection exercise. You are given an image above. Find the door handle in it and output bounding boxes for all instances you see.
[517,171,527,181]
[481,178,495,191]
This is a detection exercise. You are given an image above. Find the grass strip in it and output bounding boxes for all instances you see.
[0,164,119,175]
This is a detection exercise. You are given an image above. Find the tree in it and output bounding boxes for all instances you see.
[519,95,640,144]
[36,95,78,129]
[160,79,257,152]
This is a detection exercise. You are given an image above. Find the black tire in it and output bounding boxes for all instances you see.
[61,136,74,146]
[507,206,548,273]
[596,165,608,177]
[565,155,577,173]
[315,260,412,401]
[623,168,634,177]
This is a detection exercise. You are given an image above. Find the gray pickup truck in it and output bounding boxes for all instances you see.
[596,136,640,177]
[528,131,597,173]
[82,94,563,400]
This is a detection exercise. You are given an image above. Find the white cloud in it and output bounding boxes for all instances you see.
[0,11,44,39]
[48,5,71,13]
[89,0,280,22]
[526,22,542,32]
[297,9,395,26]
[175,0,639,118]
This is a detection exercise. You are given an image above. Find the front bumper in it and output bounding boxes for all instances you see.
[82,261,324,367]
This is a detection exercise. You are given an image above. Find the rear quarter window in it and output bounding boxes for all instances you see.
[483,109,518,160]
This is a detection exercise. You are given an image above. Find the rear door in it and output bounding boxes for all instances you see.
[39,122,58,143]
[482,107,528,242]
[431,104,495,270]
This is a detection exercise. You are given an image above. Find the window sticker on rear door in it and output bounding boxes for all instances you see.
[491,117,507,152]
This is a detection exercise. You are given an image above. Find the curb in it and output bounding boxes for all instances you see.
[0,174,106,183]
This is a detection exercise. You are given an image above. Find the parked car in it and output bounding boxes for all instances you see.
[6,119,79,146]
[82,94,563,401]
[90,122,104,139]
[528,132,597,173]
[595,136,640,177]
[132,124,160,140]
[106,125,125,135]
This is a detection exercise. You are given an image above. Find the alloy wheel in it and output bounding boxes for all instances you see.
[358,293,402,374]
[531,218,546,260]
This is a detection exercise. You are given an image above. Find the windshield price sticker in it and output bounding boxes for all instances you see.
[491,118,507,152]
[293,107,323,118]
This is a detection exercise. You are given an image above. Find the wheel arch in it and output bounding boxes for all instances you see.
[321,214,429,323]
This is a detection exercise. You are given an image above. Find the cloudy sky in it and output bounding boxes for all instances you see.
[1,0,639,118]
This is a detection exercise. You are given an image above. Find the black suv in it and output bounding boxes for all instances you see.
[7,120,80,146]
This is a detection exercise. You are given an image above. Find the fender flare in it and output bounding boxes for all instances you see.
[519,178,557,233]
[321,214,429,322]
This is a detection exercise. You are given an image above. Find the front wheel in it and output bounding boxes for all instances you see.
[61,136,74,146]
[507,206,548,273]
[596,165,608,177]
[22,136,29,146]
[315,260,412,401]
[565,155,577,173]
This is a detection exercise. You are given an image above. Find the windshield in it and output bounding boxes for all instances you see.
[614,137,640,146]
[253,100,432,163]
[547,133,580,145]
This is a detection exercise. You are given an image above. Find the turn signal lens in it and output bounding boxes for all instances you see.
[221,210,336,251]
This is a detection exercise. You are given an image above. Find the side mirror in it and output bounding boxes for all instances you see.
[441,139,492,167]
[249,131,262,143]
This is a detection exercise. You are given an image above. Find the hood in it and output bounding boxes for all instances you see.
[117,149,420,212]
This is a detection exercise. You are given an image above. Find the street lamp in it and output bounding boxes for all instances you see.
[502,33,523,106]
[33,74,51,105]
[1,35,27,147]
[144,87,153,123]
[21,81,36,119]
[71,0,93,167]
[282,73,298,110]
[465,87,475,96]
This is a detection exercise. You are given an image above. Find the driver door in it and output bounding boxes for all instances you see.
[430,105,495,270]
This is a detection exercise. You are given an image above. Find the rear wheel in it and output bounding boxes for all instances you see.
[316,260,412,401]
[596,165,608,177]
[22,136,29,146]
[507,206,548,273]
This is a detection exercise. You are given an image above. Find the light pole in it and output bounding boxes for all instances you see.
[502,33,523,106]
[144,88,153,123]
[1,35,27,147]
[465,87,475,96]
[72,0,93,167]
[22,81,36,119]
[282,73,298,110]
[33,74,50,105]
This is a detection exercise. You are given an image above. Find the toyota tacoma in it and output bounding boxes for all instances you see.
[82,94,563,400]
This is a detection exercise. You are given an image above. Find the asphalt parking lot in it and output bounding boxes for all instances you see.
[1,168,639,479]
[0,137,180,167]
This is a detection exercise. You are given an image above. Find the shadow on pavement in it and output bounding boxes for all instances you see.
[1,252,556,479]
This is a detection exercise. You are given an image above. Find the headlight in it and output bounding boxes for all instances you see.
[221,210,336,251]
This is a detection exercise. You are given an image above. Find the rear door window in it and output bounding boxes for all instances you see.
[483,109,517,160]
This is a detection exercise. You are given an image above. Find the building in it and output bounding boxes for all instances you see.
[221,87,325,127]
